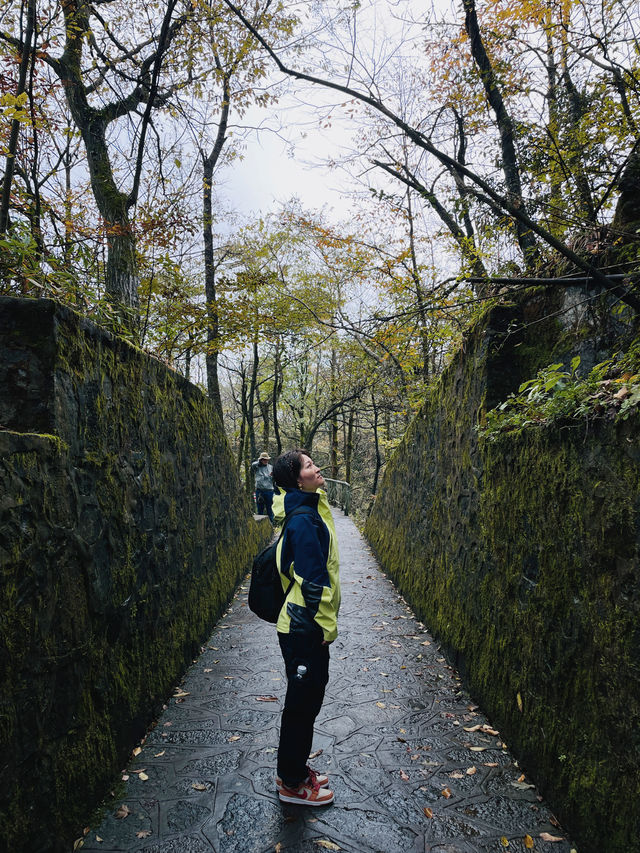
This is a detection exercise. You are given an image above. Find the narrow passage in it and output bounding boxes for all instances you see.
[82,511,576,853]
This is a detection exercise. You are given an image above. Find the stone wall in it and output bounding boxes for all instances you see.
[0,297,269,853]
[364,289,640,853]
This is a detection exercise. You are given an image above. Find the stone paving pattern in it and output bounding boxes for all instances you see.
[80,511,576,853]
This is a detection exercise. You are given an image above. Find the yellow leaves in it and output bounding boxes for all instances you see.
[516,692,523,713]
[500,837,510,848]
[440,787,452,799]
[423,807,433,818]
[524,835,534,849]
[115,804,131,819]
[192,782,207,791]
[315,841,341,850]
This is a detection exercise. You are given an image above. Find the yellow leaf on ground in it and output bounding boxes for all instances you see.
[132,747,142,757]
[441,787,452,799]
[192,783,207,791]
[376,702,386,709]
[524,835,534,849]
[500,837,509,847]
[315,841,341,850]
[138,772,149,781]
[517,692,523,712]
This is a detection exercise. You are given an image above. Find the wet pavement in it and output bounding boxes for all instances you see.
[79,510,576,853]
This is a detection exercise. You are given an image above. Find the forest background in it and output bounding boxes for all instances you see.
[2,0,639,518]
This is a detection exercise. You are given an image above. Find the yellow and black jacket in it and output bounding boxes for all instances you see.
[273,487,341,643]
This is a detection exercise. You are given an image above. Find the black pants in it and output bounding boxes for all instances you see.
[277,631,330,788]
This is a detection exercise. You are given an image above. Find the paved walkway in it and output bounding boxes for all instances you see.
[80,511,576,853]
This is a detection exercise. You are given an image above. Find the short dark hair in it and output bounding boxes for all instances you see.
[273,448,309,490]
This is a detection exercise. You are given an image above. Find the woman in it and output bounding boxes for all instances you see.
[271,448,341,806]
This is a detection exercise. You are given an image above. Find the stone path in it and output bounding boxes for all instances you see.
[79,511,576,853]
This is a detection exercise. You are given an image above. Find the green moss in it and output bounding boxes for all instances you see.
[365,296,640,853]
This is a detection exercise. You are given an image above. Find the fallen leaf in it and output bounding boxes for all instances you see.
[204,668,213,673]
[314,841,341,850]
[449,771,464,779]
[423,807,433,818]
[517,692,523,713]
[518,773,525,782]
[121,774,129,781]
[484,762,499,767]
[309,749,323,759]
[256,696,278,702]
[539,833,564,842]
[463,724,499,736]
[441,787,452,799]
[136,831,152,839]
[376,702,386,709]
[400,770,409,780]
[500,837,509,848]
[132,747,142,757]
[421,640,431,646]
[73,839,84,851]
[469,746,487,752]
[154,751,165,757]
[275,843,283,853]
[511,781,536,790]
[192,782,207,791]
[229,735,241,742]
[173,690,189,698]
[115,804,131,819]
[524,835,534,849]
[138,772,149,781]
[466,766,477,775]
[95,838,103,844]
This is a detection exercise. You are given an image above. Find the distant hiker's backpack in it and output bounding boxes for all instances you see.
[248,506,315,623]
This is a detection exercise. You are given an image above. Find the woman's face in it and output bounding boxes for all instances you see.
[297,454,325,492]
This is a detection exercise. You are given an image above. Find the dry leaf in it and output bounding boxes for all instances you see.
[204,668,213,673]
[500,837,509,848]
[173,690,189,698]
[421,640,431,646]
[309,749,323,759]
[95,838,103,844]
[275,844,283,853]
[399,769,410,780]
[441,787,452,799]
[136,831,152,839]
[192,782,207,791]
[132,747,142,757]
[256,696,278,702]
[154,750,165,757]
[115,804,131,819]
[539,833,564,842]
[463,724,499,736]
[138,772,149,781]
[376,701,386,709]
[466,766,477,775]
[423,807,433,818]
[484,762,499,767]
[449,771,464,779]
[469,746,487,752]
[73,839,84,851]
[518,773,525,782]
[229,735,241,742]
[516,692,523,712]
[524,835,534,849]
[314,841,341,851]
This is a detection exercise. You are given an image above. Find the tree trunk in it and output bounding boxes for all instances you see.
[0,0,35,235]
[463,0,539,264]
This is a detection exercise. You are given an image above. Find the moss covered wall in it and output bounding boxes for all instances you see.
[0,297,269,853]
[364,292,640,853]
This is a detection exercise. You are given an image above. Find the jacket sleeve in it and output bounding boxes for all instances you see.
[287,517,337,642]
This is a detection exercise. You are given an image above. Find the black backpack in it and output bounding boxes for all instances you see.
[248,506,315,623]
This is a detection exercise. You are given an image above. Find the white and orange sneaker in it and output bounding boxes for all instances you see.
[278,775,334,806]
[276,766,329,791]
